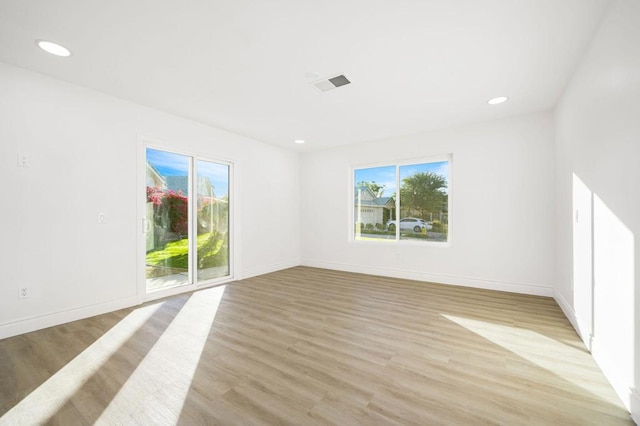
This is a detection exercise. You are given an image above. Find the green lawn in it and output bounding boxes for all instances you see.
[146,232,227,269]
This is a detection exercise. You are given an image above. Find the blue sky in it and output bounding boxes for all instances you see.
[400,161,449,186]
[355,161,449,197]
[355,165,397,196]
[147,148,229,197]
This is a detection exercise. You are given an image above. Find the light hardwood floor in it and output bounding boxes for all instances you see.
[0,267,633,425]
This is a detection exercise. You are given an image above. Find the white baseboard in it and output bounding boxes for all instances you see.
[301,259,553,296]
[591,337,637,420]
[552,290,596,351]
[630,388,640,425]
[0,296,139,340]
[552,289,579,331]
[240,259,301,280]
[555,291,638,422]
[0,259,301,340]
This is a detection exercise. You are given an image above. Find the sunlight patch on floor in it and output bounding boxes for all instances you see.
[0,302,165,424]
[95,285,225,423]
[441,314,620,405]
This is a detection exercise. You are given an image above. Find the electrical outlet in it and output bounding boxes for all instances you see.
[19,287,29,299]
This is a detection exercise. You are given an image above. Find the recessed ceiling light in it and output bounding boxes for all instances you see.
[36,40,71,57]
[294,139,305,144]
[488,96,508,105]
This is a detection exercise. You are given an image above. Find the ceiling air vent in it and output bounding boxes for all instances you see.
[312,74,351,92]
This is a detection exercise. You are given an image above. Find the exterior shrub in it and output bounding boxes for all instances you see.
[147,187,189,238]
[431,220,443,232]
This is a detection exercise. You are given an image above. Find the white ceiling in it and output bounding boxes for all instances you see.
[0,0,611,151]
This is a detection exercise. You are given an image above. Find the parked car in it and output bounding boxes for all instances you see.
[387,217,432,233]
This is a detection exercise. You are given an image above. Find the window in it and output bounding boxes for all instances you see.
[353,156,450,243]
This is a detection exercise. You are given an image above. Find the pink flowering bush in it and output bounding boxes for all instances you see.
[147,187,189,236]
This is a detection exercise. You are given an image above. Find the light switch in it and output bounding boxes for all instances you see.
[98,212,106,224]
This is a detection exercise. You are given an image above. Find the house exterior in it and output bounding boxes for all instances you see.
[146,162,167,189]
[165,175,216,198]
[354,185,395,227]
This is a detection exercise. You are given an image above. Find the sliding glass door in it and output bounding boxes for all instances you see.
[144,147,231,293]
[195,159,229,281]
[145,149,191,291]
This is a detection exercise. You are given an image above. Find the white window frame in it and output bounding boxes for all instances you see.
[350,154,452,247]
[137,137,236,304]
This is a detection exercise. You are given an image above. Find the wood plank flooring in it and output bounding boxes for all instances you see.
[0,266,633,425]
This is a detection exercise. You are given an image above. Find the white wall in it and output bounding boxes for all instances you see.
[0,62,300,338]
[300,112,556,296]
[554,0,640,420]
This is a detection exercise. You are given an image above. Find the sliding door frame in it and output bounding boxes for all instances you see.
[136,136,236,304]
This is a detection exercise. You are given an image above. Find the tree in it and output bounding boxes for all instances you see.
[399,172,447,218]
[357,180,385,197]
